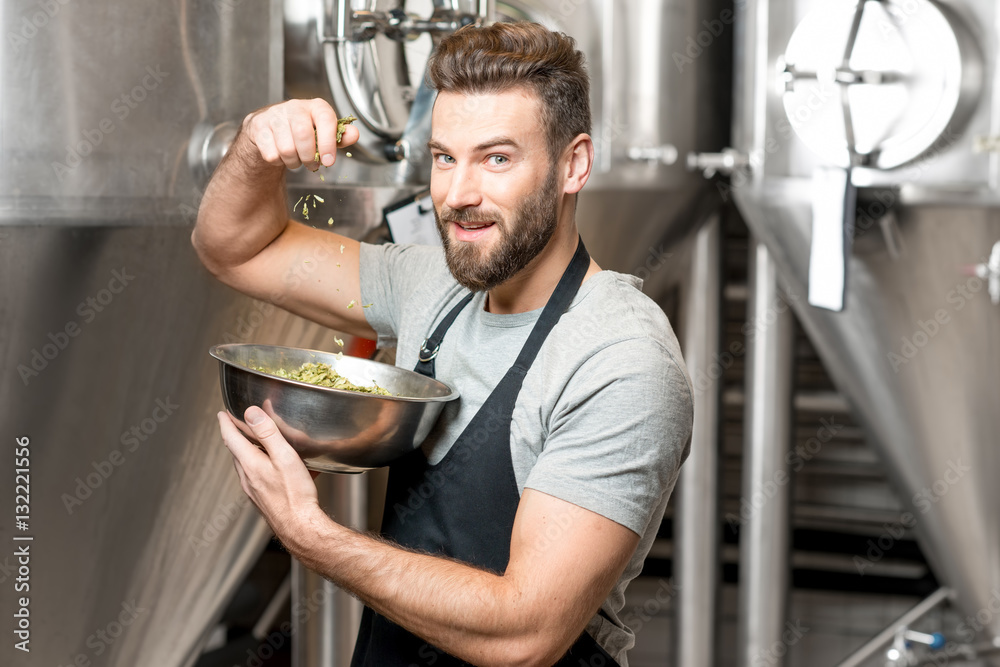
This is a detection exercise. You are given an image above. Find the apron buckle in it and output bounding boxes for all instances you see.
[418,338,440,362]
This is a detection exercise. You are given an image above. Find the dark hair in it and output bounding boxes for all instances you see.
[427,21,591,160]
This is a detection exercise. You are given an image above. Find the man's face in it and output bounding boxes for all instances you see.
[428,89,562,292]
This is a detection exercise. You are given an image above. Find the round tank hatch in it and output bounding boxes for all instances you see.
[778,0,981,170]
[286,1,490,165]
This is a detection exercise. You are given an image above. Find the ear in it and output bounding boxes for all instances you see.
[561,133,594,195]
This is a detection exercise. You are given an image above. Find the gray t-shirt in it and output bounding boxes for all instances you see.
[359,241,694,665]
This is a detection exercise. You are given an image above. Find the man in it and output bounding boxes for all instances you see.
[193,21,693,667]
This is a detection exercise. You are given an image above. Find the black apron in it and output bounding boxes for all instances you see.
[351,237,621,667]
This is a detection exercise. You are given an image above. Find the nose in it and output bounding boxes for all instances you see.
[443,162,483,211]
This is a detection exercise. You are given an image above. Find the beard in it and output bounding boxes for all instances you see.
[434,170,560,293]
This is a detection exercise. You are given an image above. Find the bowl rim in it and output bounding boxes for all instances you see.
[209,343,460,403]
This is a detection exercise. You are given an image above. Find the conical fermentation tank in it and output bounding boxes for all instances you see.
[0,1,370,665]
[502,0,731,297]
[728,0,1000,653]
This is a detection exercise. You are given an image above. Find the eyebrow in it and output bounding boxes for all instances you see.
[426,136,521,154]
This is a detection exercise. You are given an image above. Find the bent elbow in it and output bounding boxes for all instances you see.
[494,635,576,667]
[190,227,227,279]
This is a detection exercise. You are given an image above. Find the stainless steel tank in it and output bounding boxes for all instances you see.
[730,0,1000,652]
[500,0,730,296]
[0,1,366,665]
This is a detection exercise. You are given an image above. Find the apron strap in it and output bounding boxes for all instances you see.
[512,236,590,374]
[414,292,476,378]
[413,235,589,379]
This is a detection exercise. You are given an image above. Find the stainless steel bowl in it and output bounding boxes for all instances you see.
[210,343,459,473]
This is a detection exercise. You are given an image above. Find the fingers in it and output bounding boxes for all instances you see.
[338,123,360,148]
[311,100,339,167]
[242,405,301,467]
[289,112,321,170]
[243,98,357,172]
[253,129,281,166]
[218,411,269,472]
[268,113,303,170]
[231,453,250,490]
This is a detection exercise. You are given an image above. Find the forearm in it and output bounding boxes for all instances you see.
[191,129,289,275]
[289,512,546,667]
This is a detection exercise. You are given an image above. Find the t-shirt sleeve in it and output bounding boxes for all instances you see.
[359,241,446,348]
[523,338,694,535]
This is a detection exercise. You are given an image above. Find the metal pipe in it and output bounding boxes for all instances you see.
[675,214,723,667]
[292,473,368,667]
[599,0,614,173]
[478,0,495,24]
[834,587,954,667]
[737,238,796,667]
[253,572,293,641]
[722,388,851,415]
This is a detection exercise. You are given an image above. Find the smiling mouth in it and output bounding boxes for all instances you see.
[455,221,494,230]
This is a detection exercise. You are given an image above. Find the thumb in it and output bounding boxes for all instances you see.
[244,406,296,463]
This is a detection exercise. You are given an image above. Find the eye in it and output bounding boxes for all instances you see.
[487,155,509,166]
[435,154,455,165]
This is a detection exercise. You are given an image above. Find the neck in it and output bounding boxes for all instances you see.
[484,215,588,315]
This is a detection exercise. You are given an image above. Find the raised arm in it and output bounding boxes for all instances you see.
[191,98,376,340]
